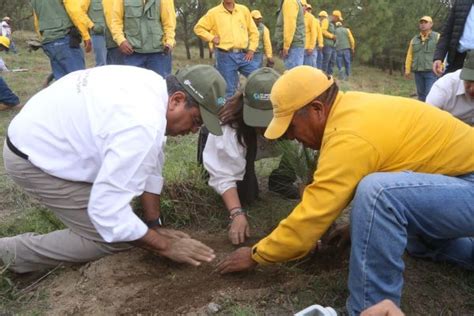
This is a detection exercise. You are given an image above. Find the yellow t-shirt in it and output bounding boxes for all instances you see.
[252,91,474,264]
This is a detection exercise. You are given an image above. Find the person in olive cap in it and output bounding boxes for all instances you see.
[217,66,473,314]
[203,67,299,245]
[426,49,474,125]
[0,64,226,273]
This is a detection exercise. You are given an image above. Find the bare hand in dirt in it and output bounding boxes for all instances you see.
[84,39,92,53]
[156,228,190,240]
[159,237,216,266]
[212,36,220,45]
[432,60,444,77]
[324,223,351,249]
[119,40,134,55]
[216,247,257,274]
[218,91,244,124]
[361,299,404,316]
[228,215,250,245]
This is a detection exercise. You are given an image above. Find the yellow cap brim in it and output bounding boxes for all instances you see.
[264,113,294,140]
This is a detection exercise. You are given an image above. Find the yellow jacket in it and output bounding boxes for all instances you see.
[194,3,259,52]
[321,17,335,40]
[33,0,91,41]
[281,0,303,50]
[252,91,474,264]
[262,25,273,58]
[102,0,114,33]
[110,0,176,47]
[304,12,317,50]
[79,0,96,29]
[314,16,323,49]
[405,31,440,74]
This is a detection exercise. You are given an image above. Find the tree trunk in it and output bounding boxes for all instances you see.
[198,39,204,59]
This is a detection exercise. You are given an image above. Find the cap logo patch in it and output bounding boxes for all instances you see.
[253,93,270,101]
[183,79,204,99]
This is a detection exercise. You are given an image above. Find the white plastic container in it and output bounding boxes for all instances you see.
[294,304,337,316]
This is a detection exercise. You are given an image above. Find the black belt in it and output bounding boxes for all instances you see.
[217,48,247,53]
[6,136,28,160]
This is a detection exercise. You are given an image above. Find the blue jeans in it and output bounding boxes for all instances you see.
[284,47,304,70]
[414,71,437,102]
[215,50,259,97]
[322,46,336,75]
[91,34,107,66]
[303,50,318,67]
[42,35,85,80]
[347,172,474,315]
[252,52,264,69]
[336,49,352,79]
[106,47,124,65]
[123,51,172,78]
[0,77,19,106]
[316,49,323,69]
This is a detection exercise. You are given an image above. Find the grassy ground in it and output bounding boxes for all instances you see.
[0,32,473,315]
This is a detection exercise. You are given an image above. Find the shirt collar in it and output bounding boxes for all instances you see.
[220,2,238,14]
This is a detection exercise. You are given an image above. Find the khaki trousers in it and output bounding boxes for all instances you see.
[1,143,131,273]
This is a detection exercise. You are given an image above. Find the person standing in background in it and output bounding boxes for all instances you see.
[405,16,439,101]
[334,21,355,80]
[110,0,176,77]
[251,10,274,68]
[31,0,92,80]
[275,0,306,70]
[302,1,318,67]
[319,10,336,74]
[82,0,107,66]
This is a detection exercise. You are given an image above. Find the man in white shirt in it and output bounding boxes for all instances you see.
[426,50,474,125]
[1,64,226,273]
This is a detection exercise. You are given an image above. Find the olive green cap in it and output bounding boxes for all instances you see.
[176,65,227,136]
[460,50,474,81]
[243,67,280,127]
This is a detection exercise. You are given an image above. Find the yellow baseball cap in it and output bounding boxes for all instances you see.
[251,10,263,19]
[265,66,334,139]
[419,16,433,23]
[306,4,312,9]
[0,36,10,49]
[319,10,328,17]
[333,10,343,21]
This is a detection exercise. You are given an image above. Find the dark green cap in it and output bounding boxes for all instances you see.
[243,67,280,127]
[176,65,227,136]
[460,50,474,81]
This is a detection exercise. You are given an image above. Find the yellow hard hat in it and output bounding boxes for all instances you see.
[332,10,343,21]
[318,10,328,17]
[251,10,263,19]
[306,4,312,9]
[300,0,308,5]
[2,17,11,22]
[0,36,10,49]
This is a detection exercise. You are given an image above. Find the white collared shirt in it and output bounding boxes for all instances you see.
[203,125,280,195]
[426,69,474,126]
[8,66,168,243]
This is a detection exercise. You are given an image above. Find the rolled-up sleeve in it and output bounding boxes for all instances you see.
[203,126,247,195]
[89,125,164,243]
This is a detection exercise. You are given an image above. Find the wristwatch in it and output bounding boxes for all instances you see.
[145,217,163,228]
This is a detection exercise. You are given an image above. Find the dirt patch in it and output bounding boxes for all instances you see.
[42,232,304,315]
